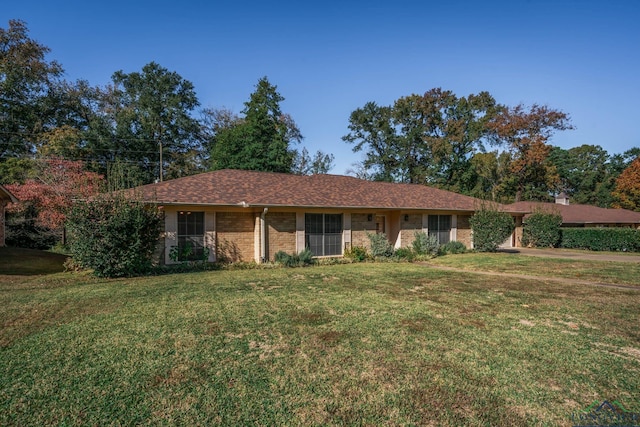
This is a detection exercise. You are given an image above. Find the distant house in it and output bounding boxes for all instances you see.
[508,193,640,229]
[0,185,18,247]
[130,169,525,264]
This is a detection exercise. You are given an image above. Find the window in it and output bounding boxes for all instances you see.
[177,211,205,261]
[305,213,343,256]
[428,215,451,244]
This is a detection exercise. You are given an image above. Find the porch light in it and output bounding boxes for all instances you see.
[368,214,373,221]
[404,214,409,221]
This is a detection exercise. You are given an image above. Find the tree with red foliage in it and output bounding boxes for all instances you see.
[612,157,640,211]
[488,104,573,201]
[5,158,103,232]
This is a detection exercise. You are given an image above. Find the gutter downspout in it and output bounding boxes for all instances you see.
[260,207,268,263]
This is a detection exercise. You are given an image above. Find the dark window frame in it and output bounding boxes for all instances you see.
[177,211,205,261]
[305,213,343,256]
[428,215,451,244]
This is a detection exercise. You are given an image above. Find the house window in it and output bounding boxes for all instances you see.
[177,211,205,261]
[305,213,343,256]
[428,215,451,244]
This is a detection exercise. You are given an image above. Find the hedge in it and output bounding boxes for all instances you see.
[560,228,640,252]
[521,211,563,248]
[469,208,515,252]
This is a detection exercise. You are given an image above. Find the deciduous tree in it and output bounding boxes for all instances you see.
[488,104,572,201]
[5,158,103,231]
[292,147,335,175]
[343,88,499,189]
[90,62,202,184]
[0,19,63,160]
[612,157,640,211]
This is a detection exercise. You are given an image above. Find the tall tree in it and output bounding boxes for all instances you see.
[92,62,202,184]
[612,156,640,211]
[468,150,513,202]
[488,104,572,201]
[342,102,400,181]
[0,19,63,161]
[548,144,613,206]
[343,88,499,188]
[210,77,302,173]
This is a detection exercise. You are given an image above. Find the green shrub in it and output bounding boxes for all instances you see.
[469,207,515,252]
[274,249,315,267]
[412,231,439,256]
[560,228,640,252]
[169,243,210,264]
[367,232,394,258]
[521,211,563,248]
[344,245,369,262]
[393,247,415,261]
[66,194,163,278]
[438,241,467,255]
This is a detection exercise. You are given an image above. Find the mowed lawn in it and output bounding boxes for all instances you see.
[1,252,639,426]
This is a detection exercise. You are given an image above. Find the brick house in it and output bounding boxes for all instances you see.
[131,169,525,264]
[0,185,18,247]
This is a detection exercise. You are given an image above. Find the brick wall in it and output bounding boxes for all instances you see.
[400,214,422,247]
[216,212,256,262]
[266,212,296,260]
[456,215,472,248]
[351,213,376,249]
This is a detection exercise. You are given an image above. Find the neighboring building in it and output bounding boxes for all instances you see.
[509,196,640,229]
[0,185,18,247]
[131,169,525,264]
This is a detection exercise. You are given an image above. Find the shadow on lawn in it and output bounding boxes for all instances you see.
[0,247,68,275]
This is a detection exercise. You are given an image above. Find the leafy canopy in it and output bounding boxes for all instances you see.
[0,19,63,160]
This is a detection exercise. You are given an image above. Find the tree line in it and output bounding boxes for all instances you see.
[0,19,333,188]
[2,19,639,214]
[343,89,639,207]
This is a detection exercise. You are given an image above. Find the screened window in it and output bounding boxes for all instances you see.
[177,211,205,261]
[305,213,343,256]
[428,215,451,244]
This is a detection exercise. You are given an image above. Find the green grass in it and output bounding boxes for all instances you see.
[1,257,639,425]
[430,252,640,286]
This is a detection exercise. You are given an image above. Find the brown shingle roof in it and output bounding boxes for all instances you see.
[133,169,506,212]
[509,201,640,224]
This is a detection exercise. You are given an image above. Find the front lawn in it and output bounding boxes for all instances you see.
[429,251,640,286]
[1,259,638,425]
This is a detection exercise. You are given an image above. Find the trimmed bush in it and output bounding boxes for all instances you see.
[521,211,563,248]
[344,245,369,262]
[274,249,315,267]
[469,207,515,252]
[66,194,163,278]
[412,231,439,256]
[367,232,394,258]
[560,228,640,252]
[438,241,467,256]
[393,247,415,261]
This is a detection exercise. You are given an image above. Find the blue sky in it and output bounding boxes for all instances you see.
[4,1,639,174]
